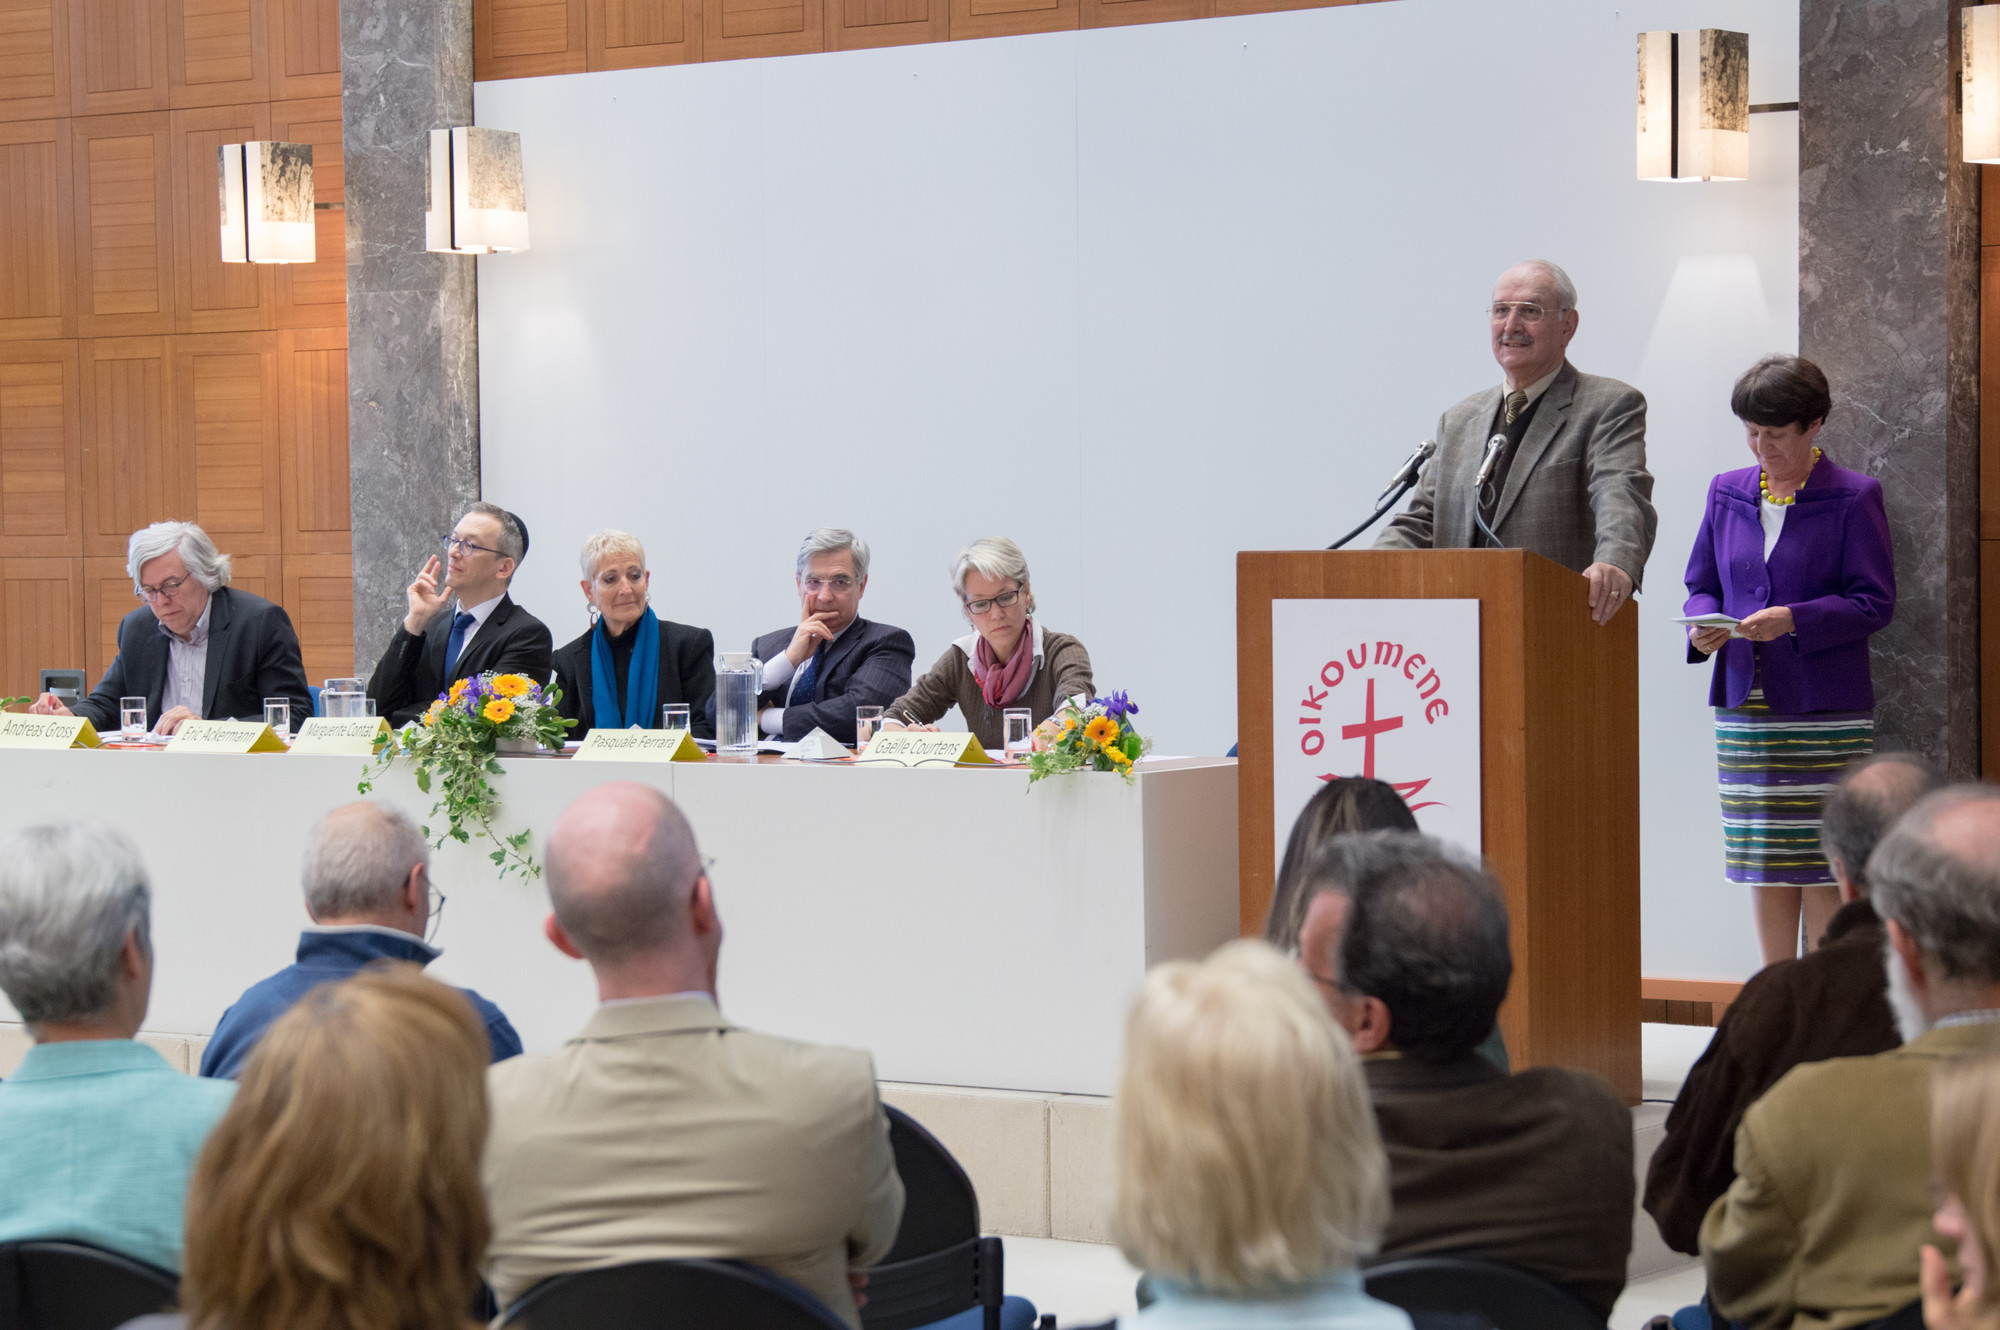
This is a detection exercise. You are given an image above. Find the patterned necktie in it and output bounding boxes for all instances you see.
[443,610,477,679]
[1504,390,1529,426]
[790,642,827,708]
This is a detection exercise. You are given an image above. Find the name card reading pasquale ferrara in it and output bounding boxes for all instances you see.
[0,714,103,749]
[163,720,289,753]
[571,728,706,762]
[289,717,392,755]
[857,731,992,767]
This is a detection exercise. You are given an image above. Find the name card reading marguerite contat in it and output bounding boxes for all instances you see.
[289,717,392,755]
[0,714,103,749]
[163,720,289,754]
[571,728,706,763]
[857,731,992,767]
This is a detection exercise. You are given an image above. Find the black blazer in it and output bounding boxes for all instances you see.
[79,586,312,732]
[739,616,915,745]
[552,618,718,741]
[367,593,554,726]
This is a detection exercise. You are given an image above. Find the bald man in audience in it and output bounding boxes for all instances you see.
[481,783,903,1323]
[1704,784,2000,1330]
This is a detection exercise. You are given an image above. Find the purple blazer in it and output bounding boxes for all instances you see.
[1682,458,1895,713]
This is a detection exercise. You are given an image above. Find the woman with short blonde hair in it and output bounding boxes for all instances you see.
[1106,939,1410,1328]
[550,528,717,740]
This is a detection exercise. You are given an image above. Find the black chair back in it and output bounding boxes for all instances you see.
[1364,1255,1604,1330]
[1861,1301,1925,1330]
[499,1258,850,1330]
[0,1240,179,1330]
[861,1105,1004,1330]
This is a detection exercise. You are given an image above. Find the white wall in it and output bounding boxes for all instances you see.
[475,0,1799,981]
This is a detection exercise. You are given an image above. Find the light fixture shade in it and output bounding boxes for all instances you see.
[426,127,530,255]
[218,141,315,263]
[1966,7,2000,163]
[1636,29,1749,181]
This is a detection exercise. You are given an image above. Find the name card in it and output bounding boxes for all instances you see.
[0,714,103,749]
[571,728,706,763]
[164,720,289,753]
[289,716,392,755]
[857,731,992,767]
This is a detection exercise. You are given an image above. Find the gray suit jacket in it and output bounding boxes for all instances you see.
[1374,361,1657,588]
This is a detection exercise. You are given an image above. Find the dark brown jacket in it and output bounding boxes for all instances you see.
[1642,898,1900,1255]
[1365,1053,1633,1320]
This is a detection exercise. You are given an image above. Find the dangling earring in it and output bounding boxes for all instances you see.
[587,601,600,626]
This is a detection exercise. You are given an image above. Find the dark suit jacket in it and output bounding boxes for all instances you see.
[79,586,311,733]
[1643,899,1900,1255]
[366,594,554,727]
[741,617,915,745]
[552,619,718,741]
[1365,1053,1634,1320]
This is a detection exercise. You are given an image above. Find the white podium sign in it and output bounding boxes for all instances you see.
[1270,598,1482,859]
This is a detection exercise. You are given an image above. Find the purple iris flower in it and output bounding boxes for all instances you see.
[1095,691,1138,721]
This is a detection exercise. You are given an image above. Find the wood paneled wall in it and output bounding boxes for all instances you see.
[477,0,1387,76]
[0,0,350,702]
[1984,166,2000,779]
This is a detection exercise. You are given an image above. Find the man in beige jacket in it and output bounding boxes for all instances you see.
[481,783,904,1323]
[1702,784,2000,1330]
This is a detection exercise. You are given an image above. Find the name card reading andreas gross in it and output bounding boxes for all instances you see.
[0,714,102,748]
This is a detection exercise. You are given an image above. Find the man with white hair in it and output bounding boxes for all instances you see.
[199,801,520,1078]
[1703,784,2000,1329]
[27,520,311,735]
[1375,260,1657,627]
[0,822,234,1272]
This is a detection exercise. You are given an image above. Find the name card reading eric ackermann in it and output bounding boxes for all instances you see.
[857,731,992,767]
[164,720,289,753]
[289,716,392,755]
[571,728,706,762]
[0,714,103,749]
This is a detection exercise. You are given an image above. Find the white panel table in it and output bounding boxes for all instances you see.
[0,751,1237,1096]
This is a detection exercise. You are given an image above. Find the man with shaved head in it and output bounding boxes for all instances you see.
[1703,784,2000,1329]
[481,783,903,1325]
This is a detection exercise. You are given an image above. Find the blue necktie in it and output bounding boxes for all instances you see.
[443,610,477,679]
[791,643,826,708]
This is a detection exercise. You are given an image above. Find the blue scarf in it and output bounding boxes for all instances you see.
[590,607,661,731]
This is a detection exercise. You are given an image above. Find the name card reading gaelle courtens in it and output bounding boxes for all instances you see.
[856,731,992,768]
[289,717,392,755]
[163,720,289,753]
[571,728,706,763]
[0,713,103,749]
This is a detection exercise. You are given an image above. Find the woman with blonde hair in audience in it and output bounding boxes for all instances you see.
[1921,1049,2000,1330]
[122,964,492,1330]
[1085,939,1412,1329]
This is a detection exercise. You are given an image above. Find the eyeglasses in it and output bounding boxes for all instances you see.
[426,884,448,944]
[1304,966,1344,995]
[136,574,193,603]
[963,586,1023,616]
[802,576,858,595]
[442,535,502,558]
[1488,301,1561,325]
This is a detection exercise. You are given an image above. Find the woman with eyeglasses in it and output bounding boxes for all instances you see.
[883,536,1093,752]
[551,529,717,740]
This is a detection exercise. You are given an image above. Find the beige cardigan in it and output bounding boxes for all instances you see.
[886,624,1093,750]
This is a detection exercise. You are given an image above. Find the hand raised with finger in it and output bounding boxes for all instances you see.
[787,612,835,666]
[404,556,450,634]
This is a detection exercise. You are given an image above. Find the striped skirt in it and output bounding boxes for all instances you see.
[1715,689,1874,888]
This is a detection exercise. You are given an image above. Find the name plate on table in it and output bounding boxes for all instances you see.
[289,717,391,755]
[572,728,706,762]
[164,720,289,753]
[858,732,992,767]
[0,714,102,748]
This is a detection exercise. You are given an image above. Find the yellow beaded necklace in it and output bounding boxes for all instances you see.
[1760,447,1821,506]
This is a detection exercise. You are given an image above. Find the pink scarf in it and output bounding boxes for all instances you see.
[972,621,1037,709]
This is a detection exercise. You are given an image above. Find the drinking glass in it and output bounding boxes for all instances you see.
[855,706,884,747]
[662,704,692,734]
[263,698,290,737]
[1003,708,1034,760]
[364,698,377,718]
[120,696,147,741]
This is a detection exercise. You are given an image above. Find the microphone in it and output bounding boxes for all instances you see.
[1474,433,1508,490]
[1375,439,1437,505]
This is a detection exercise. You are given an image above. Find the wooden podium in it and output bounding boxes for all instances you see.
[1238,549,1641,1101]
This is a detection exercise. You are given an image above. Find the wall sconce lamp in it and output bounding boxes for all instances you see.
[1965,7,2000,163]
[218,141,315,263]
[1637,30,1755,181]
[426,127,531,255]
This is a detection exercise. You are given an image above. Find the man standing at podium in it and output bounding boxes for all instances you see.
[1375,260,1656,626]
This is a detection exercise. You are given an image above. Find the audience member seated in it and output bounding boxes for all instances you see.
[1919,1049,2000,1330]
[1644,753,1939,1256]
[735,527,914,747]
[1302,831,1633,1319]
[481,781,903,1324]
[1264,776,1419,955]
[1079,939,1410,1330]
[368,502,554,726]
[1704,784,2000,1329]
[0,822,233,1272]
[124,966,493,1330]
[882,536,1093,751]
[551,529,716,741]
[29,521,311,737]
[199,802,521,1078]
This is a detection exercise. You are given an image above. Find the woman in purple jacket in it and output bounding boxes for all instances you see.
[1683,355,1896,965]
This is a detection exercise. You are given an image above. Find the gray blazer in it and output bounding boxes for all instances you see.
[1374,360,1657,588]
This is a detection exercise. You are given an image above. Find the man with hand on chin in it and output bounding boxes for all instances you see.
[1375,259,1657,626]
[367,502,553,726]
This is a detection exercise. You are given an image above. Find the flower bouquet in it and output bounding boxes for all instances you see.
[359,672,575,879]
[1026,691,1148,786]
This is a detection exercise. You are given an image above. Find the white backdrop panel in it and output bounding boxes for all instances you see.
[475,0,1799,981]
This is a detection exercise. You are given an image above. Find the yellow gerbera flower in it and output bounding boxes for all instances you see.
[1084,716,1120,746]
[492,674,532,698]
[483,698,517,724]
[448,678,469,702]
[422,701,444,728]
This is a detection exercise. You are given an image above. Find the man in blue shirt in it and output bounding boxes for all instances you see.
[0,822,235,1272]
[201,801,521,1078]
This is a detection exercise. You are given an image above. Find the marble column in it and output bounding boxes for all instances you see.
[1800,0,1981,775]
[342,0,482,673]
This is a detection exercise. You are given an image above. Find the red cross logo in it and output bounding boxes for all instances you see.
[1340,677,1403,779]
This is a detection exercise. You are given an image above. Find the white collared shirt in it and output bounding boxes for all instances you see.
[452,592,506,655]
[1504,364,1562,409]
[600,989,715,1008]
[158,597,213,717]
[759,617,857,734]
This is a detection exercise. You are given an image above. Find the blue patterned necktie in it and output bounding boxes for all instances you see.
[790,642,827,707]
[443,610,477,679]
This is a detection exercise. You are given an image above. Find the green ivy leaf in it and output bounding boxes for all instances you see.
[415,768,431,794]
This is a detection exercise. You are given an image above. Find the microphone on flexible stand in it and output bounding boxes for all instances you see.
[1472,433,1507,547]
[1328,440,1437,550]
